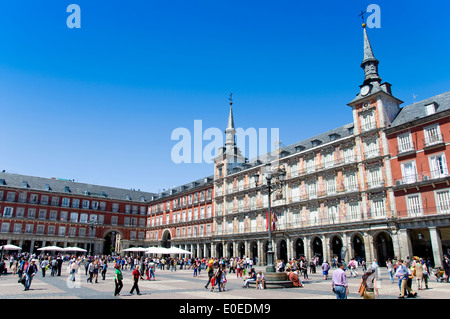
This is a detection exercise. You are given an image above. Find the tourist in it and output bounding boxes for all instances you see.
[386,258,395,283]
[114,264,123,296]
[221,269,227,292]
[322,260,330,280]
[101,260,108,280]
[395,260,417,298]
[357,267,378,299]
[421,259,429,289]
[287,270,303,287]
[242,268,256,288]
[40,257,49,277]
[86,260,94,284]
[130,265,143,295]
[148,258,156,280]
[413,258,424,290]
[256,271,265,289]
[205,263,214,289]
[24,259,38,291]
[331,262,349,299]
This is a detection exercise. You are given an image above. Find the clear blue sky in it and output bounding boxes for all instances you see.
[1,0,449,193]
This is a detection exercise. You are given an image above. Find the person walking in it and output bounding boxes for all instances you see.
[205,263,214,289]
[40,257,49,278]
[114,264,123,296]
[331,262,349,299]
[395,260,417,298]
[101,260,108,280]
[86,261,94,284]
[357,267,379,299]
[129,265,144,295]
[148,259,156,280]
[70,258,79,282]
[322,260,330,280]
[387,258,395,283]
[413,258,424,290]
[23,259,38,291]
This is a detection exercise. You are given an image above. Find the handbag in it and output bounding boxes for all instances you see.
[359,283,366,297]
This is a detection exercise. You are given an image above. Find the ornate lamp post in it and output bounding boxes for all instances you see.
[253,163,286,273]
[88,220,98,257]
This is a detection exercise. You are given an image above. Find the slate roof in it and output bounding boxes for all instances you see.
[389,91,450,128]
[0,172,156,202]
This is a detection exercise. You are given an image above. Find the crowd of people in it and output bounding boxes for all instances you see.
[1,251,449,298]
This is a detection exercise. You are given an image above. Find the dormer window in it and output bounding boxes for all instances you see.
[311,140,321,147]
[425,102,437,116]
[329,133,340,141]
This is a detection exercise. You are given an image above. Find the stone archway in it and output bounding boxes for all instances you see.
[216,243,223,258]
[103,230,123,255]
[330,235,343,263]
[373,231,394,267]
[352,233,366,262]
[295,238,305,259]
[278,239,288,263]
[311,236,323,264]
[161,229,172,248]
[238,241,245,258]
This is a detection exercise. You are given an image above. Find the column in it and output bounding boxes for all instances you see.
[429,227,444,268]
[286,237,293,262]
[322,235,330,263]
[363,232,374,263]
[397,228,413,260]
[304,236,311,261]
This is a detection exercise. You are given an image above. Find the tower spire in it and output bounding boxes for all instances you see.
[225,93,236,150]
[360,24,381,85]
[227,93,235,130]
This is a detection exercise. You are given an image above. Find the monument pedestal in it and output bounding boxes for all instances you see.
[248,272,294,289]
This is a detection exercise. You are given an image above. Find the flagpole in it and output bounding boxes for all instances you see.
[266,177,275,273]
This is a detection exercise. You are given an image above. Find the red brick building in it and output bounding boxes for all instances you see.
[0,172,155,255]
[386,92,450,261]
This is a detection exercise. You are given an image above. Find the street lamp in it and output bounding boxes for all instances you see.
[88,220,98,257]
[253,163,286,273]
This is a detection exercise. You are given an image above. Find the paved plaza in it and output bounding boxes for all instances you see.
[0,263,449,300]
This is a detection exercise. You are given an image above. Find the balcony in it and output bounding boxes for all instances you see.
[397,142,416,157]
[394,170,449,187]
[423,134,445,150]
[361,121,377,132]
[364,149,381,160]
[366,178,385,190]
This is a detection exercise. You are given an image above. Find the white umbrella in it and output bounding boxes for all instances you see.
[164,247,192,254]
[37,245,64,251]
[0,244,22,251]
[63,246,87,252]
[145,247,169,254]
[122,247,141,252]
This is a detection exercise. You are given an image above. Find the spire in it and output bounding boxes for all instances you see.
[225,93,236,149]
[360,24,381,85]
[227,93,235,130]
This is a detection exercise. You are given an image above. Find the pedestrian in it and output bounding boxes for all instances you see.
[56,256,63,276]
[443,255,450,283]
[386,258,395,283]
[114,264,123,296]
[24,259,38,291]
[413,258,424,290]
[130,265,143,295]
[322,260,330,280]
[205,263,214,289]
[371,259,379,280]
[101,260,108,280]
[221,269,227,292]
[331,262,349,299]
[358,267,379,299]
[215,266,223,292]
[395,260,417,298]
[86,260,94,284]
[300,260,308,280]
[148,258,156,280]
[40,257,49,277]
[193,261,198,277]
[50,258,57,276]
[421,259,429,289]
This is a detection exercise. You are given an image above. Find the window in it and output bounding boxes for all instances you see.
[48,226,55,235]
[429,154,448,179]
[16,207,24,218]
[435,189,450,214]
[40,195,49,205]
[89,214,98,222]
[62,198,70,207]
[401,161,417,184]
[100,202,106,211]
[1,222,10,233]
[140,206,146,215]
[125,205,131,213]
[111,216,118,226]
[306,157,315,173]
[69,227,76,237]
[139,218,146,227]
[72,199,80,208]
[328,205,338,224]
[38,209,47,220]
[27,208,36,219]
[80,213,88,223]
[112,203,119,212]
[92,201,99,210]
[364,138,380,158]
[98,215,104,224]
[37,225,45,235]
[323,152,334,168]
[424,124,442,146]
[3,207,13,218]
[82,200,90,209]
[397,132,414,153]
[124,217,130,226]
[70,212,78,223]
[325,176,336,195]
[347,202,360,221]
[360,111,376,131]
[308,180,318,199]
[425,103,436,115]
[309,208,318,226]
[344,172,358,191]
[207,206,211,218]
[60,211,68,222]
[132,205,138,214]
[14,223,22,234]
[49,210,57,220]
[79,228,86,237]
[51,196,59,206]
[290,162,298,177]
[370,198,386,218]
[58,226,66,236]
[6,192,16,202]
[18,192,27,203]
[25,224,34,234]
[367,166,383,188]
[407,194,423,217]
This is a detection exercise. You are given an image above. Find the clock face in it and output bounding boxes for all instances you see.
[360,85,370,96]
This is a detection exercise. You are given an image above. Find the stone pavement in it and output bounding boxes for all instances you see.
[0,263,449,300]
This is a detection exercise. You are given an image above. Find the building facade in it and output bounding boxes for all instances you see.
[0,25,449,267]
[0,173,155,256]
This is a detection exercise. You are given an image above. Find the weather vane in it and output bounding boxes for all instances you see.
[228,92,233,106]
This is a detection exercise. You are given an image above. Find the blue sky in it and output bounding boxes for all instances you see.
[0,0,449,193]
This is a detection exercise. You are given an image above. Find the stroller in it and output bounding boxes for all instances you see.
[432,267,446,282]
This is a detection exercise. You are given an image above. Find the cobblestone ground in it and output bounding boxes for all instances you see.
[0,264,449,300]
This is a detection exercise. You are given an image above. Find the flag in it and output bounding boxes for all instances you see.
[266,210,277,231]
